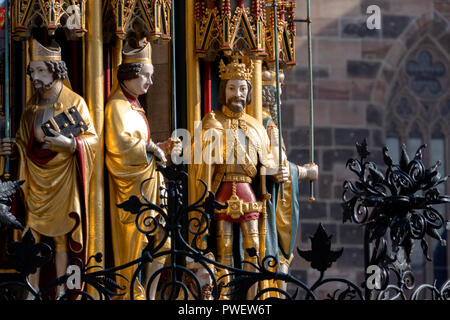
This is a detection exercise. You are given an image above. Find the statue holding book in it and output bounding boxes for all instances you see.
[0,39,98,299]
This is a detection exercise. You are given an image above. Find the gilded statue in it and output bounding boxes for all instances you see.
[194,56,289,299]
[105,39,181,300]
[0,39,98,299]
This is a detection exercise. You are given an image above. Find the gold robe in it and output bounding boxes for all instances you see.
[16,84,98,254]
[105,86,165,300]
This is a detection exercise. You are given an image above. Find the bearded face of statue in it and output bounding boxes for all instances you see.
[225,79,249,113]
[28,61,55,91]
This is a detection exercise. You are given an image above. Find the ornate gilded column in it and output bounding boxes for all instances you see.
[85,0,104,270]
[249,0,265,121]
[112,38,122,89]
[187,0,202,246]
[250,58,263,122]
[187,0,201,156]
[24,39,33,105]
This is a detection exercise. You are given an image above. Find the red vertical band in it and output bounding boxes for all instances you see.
[203,60,212,115]
[104,45,112,99]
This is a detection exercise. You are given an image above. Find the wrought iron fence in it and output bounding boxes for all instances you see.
[0,140,449,300]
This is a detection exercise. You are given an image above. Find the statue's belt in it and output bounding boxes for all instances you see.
[216,200,263,220]
[222,174,252,184]
[216,178,263,220]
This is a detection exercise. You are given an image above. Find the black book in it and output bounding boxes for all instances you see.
[41,106,88,138]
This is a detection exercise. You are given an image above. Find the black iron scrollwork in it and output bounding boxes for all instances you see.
[343,139,450,300]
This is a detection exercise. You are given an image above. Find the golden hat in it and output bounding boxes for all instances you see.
[122,38,152,64]
[262,68,285,86]
[30,39,61,61]
[219,55,253,81]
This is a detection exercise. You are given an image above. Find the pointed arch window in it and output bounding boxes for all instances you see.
[385,39,449,286]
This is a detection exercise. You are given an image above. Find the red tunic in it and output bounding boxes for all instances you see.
[215,181,260,223]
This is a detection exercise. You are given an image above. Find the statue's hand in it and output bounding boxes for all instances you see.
[147,140,168,165]
[42,129,76,153]
[0,138,16,156]
[154,146,168,166]
[298,163,318,181]
[272,166,289,183]
[157,137,182,157]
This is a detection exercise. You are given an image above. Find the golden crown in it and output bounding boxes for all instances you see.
[219,56,253,81]
[122,38,152,64]
[30,39,61,61]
